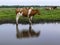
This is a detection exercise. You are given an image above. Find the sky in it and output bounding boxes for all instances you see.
[0,0,60,6]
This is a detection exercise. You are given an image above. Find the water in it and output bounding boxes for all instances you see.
[0,23,60,45]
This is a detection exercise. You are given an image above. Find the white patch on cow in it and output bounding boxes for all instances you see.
[28,7,33,17]
[28,9,31,15]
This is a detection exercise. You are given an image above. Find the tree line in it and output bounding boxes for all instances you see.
[0,5,40,8]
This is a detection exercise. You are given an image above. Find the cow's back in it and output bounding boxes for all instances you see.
[21,8,28,16]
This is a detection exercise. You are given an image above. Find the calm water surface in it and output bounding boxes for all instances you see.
[0,23,60,45]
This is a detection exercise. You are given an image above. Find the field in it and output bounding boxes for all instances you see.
[0,7,60,24]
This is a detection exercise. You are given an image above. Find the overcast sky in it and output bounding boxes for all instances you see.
[0,0,60,6]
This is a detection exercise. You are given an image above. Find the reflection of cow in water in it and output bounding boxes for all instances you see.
[16,24,40,39]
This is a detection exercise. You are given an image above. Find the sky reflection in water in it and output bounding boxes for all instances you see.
[0,23,60,45]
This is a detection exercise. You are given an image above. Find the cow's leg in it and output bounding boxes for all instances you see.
[30,16,33,21]
[16,12,23,25]
[29,16,33,25]
[16,13,20,25]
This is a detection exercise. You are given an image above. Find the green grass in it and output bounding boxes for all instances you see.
[0,8,60,24]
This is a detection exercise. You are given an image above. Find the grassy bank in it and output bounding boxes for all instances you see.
[0,8,60,24]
